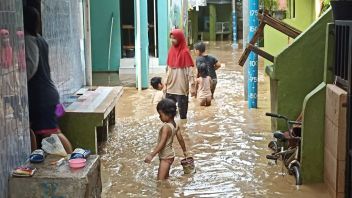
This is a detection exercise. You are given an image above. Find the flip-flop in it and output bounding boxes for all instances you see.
[29,149,45,163]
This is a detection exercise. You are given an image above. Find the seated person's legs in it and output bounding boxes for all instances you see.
[30,129,37,152]
[30,105,73,153]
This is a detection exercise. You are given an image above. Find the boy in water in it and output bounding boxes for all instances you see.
[194,42,221,98]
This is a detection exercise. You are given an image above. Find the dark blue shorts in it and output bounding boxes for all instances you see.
[29,105,59,135]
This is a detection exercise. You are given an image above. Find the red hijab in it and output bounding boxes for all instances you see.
[167,29,194,68]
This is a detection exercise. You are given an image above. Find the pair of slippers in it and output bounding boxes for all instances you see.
[29,149,45,163]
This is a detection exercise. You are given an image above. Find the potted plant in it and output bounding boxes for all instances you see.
[330,0,352,20]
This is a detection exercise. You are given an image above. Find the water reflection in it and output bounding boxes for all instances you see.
[101,42,329,198]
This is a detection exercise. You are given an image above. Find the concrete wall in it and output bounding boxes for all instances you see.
[299,22,335,184]
[0,1,30,197]
[324,84,347,198]
[42,0,86,102]
[90,0,121,72]
[266,10,332,130]
[0,1,87,196]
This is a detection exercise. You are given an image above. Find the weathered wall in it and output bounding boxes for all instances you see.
[0,1,30,197]
[0,1,86,196]
[41,0,86,101]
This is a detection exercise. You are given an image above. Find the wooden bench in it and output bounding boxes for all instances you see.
[59,86,123,154]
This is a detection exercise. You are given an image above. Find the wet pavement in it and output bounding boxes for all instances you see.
[100,42,329,197]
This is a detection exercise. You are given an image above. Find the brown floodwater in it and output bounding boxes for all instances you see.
[100,42,329,198]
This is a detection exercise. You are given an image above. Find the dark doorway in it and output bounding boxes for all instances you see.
[148,0,158,57]
[120,0,135,58]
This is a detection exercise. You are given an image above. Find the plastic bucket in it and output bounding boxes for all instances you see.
[181,157,195,174]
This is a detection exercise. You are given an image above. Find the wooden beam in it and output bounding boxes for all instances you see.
[238,12,301,66]
[259,13,302,38]
[238,22,265,66]
[239,47,251,66]
[247,44,274,62]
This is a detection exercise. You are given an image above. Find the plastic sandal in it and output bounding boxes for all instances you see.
[29,149,45,163]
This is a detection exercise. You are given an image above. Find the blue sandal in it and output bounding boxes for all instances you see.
[29,149,45,163]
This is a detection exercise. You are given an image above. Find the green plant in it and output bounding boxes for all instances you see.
[319,0,331,16]
[260,0,278,13]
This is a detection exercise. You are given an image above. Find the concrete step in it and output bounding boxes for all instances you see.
[119,57,166,74]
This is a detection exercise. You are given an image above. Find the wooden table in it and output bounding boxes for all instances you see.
[59,86,123,154]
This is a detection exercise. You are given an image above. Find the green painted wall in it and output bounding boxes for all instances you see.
[209,4,216,41]
[217,4,232,24]
[300,22,335,183]
[266,10,332,130]
[195,4,232,42]
[90,0,121,72]
[189,9,199,45]
[301,83,326,183]
[264,0,317,67]
[158,0,169,65]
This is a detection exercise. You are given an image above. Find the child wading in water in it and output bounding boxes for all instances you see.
[195,63,213,106]
[144,99,187,180]
[194,42,221,98]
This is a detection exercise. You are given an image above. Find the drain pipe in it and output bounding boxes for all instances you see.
[232,0,238,48]
[153,0,157,57]
[135,0,142,91]
[108,14,114,86]
[243,0,249,101]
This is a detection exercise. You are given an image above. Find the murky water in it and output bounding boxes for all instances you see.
[100,42,329,197]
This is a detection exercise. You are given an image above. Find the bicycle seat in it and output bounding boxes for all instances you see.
[273,131,287,141]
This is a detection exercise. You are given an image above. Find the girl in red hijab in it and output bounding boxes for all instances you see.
[165,29,195,119]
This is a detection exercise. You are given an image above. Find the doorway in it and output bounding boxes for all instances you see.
[120,0,158,59]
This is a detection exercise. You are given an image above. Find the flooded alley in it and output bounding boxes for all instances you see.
[100,43,329,198]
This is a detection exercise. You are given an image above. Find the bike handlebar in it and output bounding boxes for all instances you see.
[265,112,281,118]
[288,121,302,125]
[265,112,287,120]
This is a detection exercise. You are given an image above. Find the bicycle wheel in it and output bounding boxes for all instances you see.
[291,165,302,185]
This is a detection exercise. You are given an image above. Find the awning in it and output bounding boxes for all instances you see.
[207,0,232,4]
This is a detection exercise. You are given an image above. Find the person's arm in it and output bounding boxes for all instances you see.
[176,127,187,157]
[144,125,170,163]
[163,66,171,93]
[188,67,197,96]
[214,62,221,70]
[25,35,39,80]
